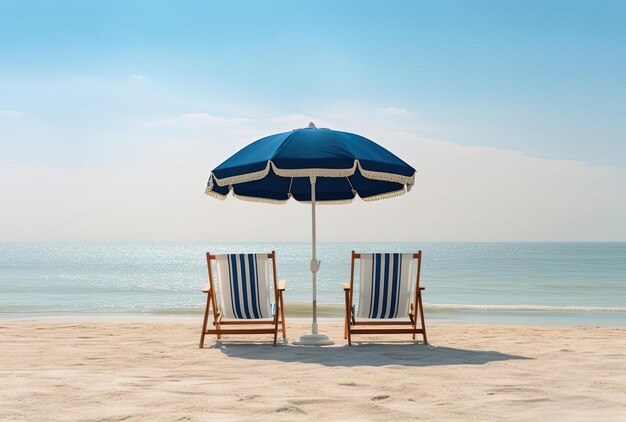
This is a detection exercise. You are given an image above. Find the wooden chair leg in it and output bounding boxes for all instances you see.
[344,290,350,340]
[273,316,279,346]
[418,292,428,344]
[199,293,211,348]
[273,298,279,346]
[409,303,416,340]
[279,291,287,339]
[346,301,353,345]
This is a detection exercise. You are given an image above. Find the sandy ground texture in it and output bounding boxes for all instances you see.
[1,319,625,421]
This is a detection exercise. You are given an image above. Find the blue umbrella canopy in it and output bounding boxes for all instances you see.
[205,123,416,203]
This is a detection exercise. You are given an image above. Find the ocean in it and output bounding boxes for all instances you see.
[0,242,624,326]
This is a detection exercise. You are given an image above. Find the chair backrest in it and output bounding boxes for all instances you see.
[352,252,420,319]
[207,253,276,320]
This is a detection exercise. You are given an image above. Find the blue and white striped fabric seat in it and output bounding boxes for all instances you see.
[215,254,272,320]
[356,253,414,319]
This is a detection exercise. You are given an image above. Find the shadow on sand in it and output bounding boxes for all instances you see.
[212,341,531,367]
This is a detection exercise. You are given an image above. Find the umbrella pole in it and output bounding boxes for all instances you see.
[311,176,318,335]
[294,176,334,346]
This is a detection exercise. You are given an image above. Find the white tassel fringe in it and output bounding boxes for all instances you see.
[231,192,289,204]
[204,186,227,200]
[210,159,415,187]
[361,188,407,202]
[213,162,272,187]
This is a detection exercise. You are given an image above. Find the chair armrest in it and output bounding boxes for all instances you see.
[278,280,286,291]
[202,285,211,293]
[343,283,351,291]
[419,286,426,290]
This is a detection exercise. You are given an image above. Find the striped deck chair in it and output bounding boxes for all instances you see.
[343,251,427,345]
[199,251,286,347]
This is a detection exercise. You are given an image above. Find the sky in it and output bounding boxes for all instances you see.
[0,0,625,241]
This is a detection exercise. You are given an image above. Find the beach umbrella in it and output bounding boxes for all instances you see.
[205,122,416,345]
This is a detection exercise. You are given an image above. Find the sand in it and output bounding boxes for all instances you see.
[1,319,625,421]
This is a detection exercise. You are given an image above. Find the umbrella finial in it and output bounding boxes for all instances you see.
[307,121,317,129]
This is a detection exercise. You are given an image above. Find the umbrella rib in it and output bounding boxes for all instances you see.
[345,176,357,196]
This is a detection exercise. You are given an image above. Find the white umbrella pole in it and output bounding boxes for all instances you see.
[294,176,333,346]
[311,175,319,334]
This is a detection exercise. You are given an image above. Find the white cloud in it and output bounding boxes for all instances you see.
[0,109,24,117]
[156,112,248,126]
[378,107,410,116]
[131,74,149,81]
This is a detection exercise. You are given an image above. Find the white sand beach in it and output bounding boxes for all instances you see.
[1,319,625,421]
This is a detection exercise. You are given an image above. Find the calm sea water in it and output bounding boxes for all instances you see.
[0,242,624,326]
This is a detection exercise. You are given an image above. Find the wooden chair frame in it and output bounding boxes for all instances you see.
[199,251,287,347]
[343,251,427,345]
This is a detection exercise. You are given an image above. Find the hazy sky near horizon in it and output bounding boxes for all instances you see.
[1,0,625,241]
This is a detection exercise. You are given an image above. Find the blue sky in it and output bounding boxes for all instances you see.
[0,1,625,241]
